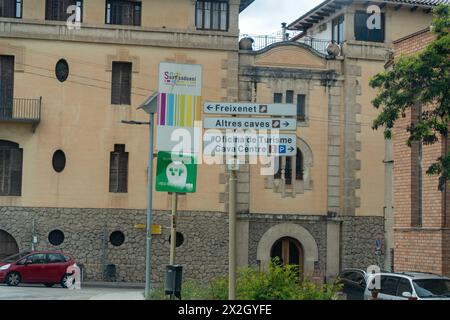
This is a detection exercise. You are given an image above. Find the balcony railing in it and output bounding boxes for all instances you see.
[0,97,42,132]
[241,32,332,55]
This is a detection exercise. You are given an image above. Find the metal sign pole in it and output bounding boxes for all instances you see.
[144,112,155,300]
[170,193,178,265]
[228,166,238,300]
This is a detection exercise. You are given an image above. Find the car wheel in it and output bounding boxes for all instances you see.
[44,283,54,288]
[60,274,74,288]
[6,272,21,287]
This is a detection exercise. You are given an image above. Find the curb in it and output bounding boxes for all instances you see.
[82,282,145,290]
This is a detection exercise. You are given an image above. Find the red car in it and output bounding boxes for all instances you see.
[0,251,76,288]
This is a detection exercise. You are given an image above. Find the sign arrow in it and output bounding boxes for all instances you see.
[288,147,295,153]
[207,105,213,111]
[283,121,290,127]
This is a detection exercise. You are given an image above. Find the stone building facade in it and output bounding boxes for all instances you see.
[0,0,442,285]
[391,28,450,277]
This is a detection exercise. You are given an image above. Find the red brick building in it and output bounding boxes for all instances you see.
[391,28,450,276]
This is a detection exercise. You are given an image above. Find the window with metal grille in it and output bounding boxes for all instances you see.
[196,1,228,31]
[109,144,128,193]
[45,0,82,22]
[0,140,23,196]
[0,0,21,18]
[354,11,385,43]
[0,55,14,120]
[274,149,304,185]
[106,0,141,26]
[111,62,132,105]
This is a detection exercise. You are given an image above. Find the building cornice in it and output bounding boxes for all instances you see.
[0,19,239,51]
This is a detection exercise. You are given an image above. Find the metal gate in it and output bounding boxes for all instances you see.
[0,230,19,261]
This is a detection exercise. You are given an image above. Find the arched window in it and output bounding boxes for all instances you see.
[0,140,23,196]
[275,148,304,185]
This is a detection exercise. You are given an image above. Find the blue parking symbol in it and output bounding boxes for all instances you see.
[279,145,286,154]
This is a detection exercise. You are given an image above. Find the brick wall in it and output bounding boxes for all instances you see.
[392,28,450,276]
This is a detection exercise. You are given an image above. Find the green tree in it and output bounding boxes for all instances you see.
[370,4,450,190]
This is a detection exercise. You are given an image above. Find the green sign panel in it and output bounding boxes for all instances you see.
[156,151,197,193]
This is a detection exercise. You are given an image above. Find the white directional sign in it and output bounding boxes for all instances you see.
[204,102,296,117]
[203,132,297,156]
[204,117,297,131]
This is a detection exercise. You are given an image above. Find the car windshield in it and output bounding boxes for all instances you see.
[1,252,31,263]
[412,279,450,298]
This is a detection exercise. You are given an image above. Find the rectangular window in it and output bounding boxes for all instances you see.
[0,0,21,18]
[332,15,345,44]
[297,94,306,122]
[111,62,132,105]
[0,145,23,197]
[46,0,83,22]
[109,144,128,193]
[106,0,141,26]
[354,11,385,43]
[196,1,228,31]
[273,93,283,103]
[286,90,294,104]
[0,55,14,119]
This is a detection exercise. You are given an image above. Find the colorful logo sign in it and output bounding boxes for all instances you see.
[157,62,203,153]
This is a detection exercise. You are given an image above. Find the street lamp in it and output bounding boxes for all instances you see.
[122,92,158,300]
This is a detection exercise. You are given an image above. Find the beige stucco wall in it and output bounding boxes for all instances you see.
[249,83,329,214]
[0,38,231,211]
[355,59,386,217]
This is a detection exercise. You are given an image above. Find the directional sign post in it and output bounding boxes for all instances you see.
[204,102,296,116]
[202,101,298,300]
[203,132,297,156]
[204,117,296,131]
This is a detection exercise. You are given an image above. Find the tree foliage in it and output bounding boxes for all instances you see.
[370,4,450,190]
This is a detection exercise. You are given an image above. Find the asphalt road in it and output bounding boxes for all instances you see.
[0,284,144,300]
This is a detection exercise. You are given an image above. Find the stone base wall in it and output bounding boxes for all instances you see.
[0,206,384,284]
[340,216,385,270]
[0,207,229,284]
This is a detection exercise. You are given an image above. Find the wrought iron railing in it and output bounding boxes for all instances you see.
[240,32,332,55]
[0,97,42,123]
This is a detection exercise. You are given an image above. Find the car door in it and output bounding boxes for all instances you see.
[395,277,413,300]
[348,272,367,300]
[18,253,48,283]
[338,271,353,298]
[378,276,400,300]
[47,253,68,283]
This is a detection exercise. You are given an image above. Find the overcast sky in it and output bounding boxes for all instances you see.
[239,0,323,35]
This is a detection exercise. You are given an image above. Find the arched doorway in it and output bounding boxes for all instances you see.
[270,237,303,267]
[0,230,19,260]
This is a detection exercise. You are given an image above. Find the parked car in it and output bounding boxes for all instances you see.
[364,272,450,300]
[0,251,76,288]
[337,269,369,300]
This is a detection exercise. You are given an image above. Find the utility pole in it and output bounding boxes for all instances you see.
[169,193,178,265]
[228,160,238,300]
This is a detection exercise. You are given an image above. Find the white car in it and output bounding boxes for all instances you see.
[364,272,450,300]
